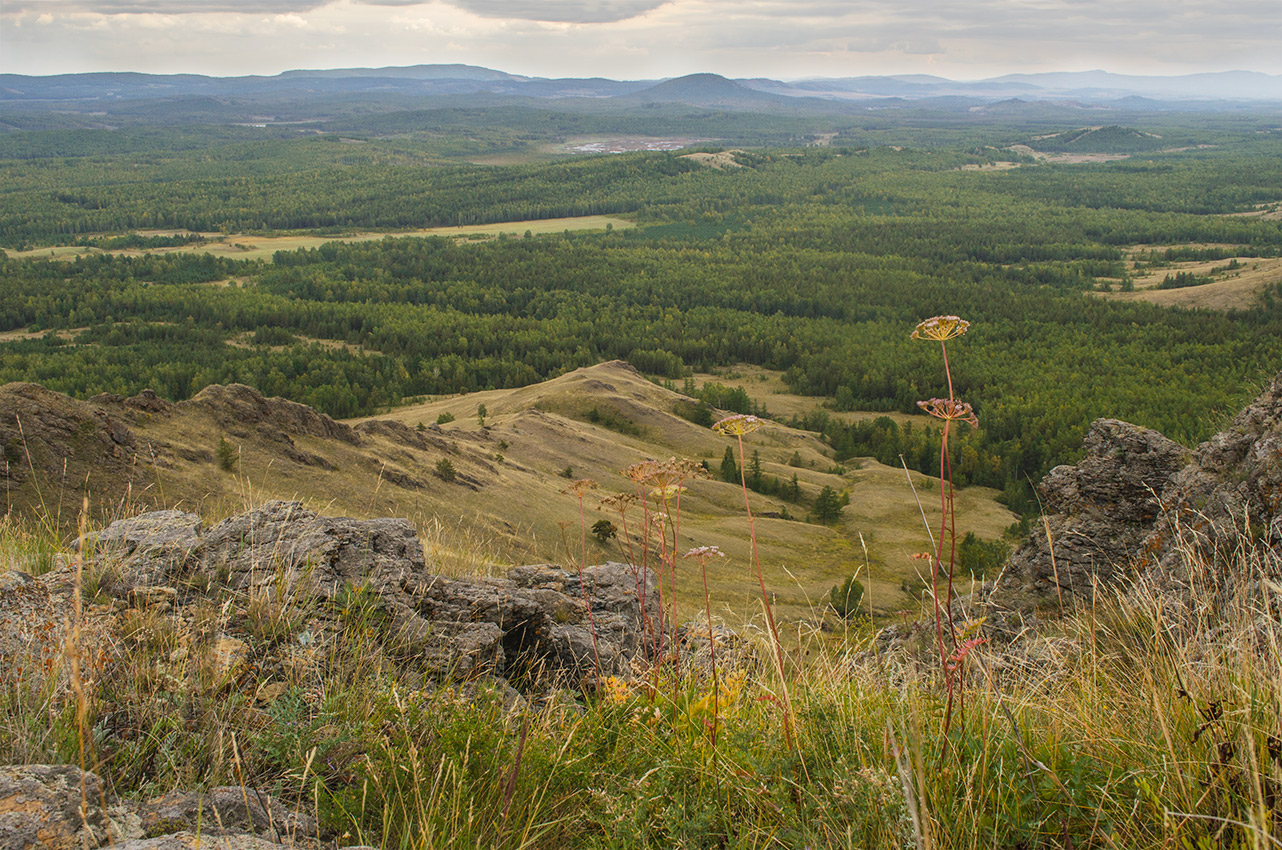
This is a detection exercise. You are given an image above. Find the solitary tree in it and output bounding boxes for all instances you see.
[591,519,617,545]
[719,445,738,483]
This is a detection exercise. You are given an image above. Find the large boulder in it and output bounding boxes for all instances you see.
[995,371,1282,608]
[996,418,1187,605]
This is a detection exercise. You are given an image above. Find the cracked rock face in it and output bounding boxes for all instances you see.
[0,764,139,850]
[996,371,1282,607]
[65,500,660,687]
[996,418,1188,604]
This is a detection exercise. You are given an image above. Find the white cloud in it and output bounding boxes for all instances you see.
[1,0,1278,77]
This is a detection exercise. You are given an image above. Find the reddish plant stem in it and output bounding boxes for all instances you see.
[699,559,719,748]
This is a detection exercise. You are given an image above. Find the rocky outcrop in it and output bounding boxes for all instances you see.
[56,501,660,687]
[1141,371,1282,588]
[0,382,149,519]
[996,418,1188,604]
[181,385,359,446]
[0,765,325,850]
[0,764,140,850]
[997,371,1282,607]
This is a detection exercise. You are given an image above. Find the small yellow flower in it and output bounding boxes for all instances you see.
[916,398,979,427]
[713,414,764,436]
[602,675,630,704]
[911,316,970,342]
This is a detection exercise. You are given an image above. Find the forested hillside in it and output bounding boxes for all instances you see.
[2,118,1281,510]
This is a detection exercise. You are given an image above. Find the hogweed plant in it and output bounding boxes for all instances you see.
[912,315,978,733]
[713,413,796,750]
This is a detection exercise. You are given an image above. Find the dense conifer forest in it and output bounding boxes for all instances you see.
[2,111,1281,511]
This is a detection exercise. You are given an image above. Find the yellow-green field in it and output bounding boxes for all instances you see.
[5,215,635,263]
[1096,247,1282,311]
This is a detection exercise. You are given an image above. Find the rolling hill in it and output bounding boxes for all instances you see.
[0,361,1013,622]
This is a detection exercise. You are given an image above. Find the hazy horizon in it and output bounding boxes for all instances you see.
[3,0,1280,81]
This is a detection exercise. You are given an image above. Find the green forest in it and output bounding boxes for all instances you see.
[2,117,1281,513]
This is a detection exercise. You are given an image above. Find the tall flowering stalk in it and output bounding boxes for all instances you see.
[685,544,725,748]
[713,413,795,749]
[912,315,977,732]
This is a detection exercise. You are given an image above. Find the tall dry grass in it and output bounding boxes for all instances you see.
[2,511,1278,848]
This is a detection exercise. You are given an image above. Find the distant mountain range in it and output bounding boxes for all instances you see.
[3,66,1280,111]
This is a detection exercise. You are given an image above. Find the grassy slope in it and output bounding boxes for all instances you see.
[1,360,1011,623]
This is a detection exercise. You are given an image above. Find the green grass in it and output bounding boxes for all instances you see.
[4,521,1280,849]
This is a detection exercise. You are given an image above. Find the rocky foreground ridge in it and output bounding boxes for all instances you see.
[2,501,666,849]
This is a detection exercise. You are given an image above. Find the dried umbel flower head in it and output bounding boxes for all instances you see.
[684,545,726,562]
[911,316,970,342]
[623,460,662,484]
[713,414,764,436]
[563,478,599,498]
[916,398,979,427]
[598,492,637,513]
[630,457,708,489]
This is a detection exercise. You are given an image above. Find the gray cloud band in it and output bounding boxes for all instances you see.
[6,0,668,21]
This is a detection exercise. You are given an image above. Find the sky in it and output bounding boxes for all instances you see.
[2,0,1280,81]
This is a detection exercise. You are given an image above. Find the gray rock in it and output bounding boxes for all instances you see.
[114,832,293,850]
[995,371,1282,609]
[138,787,317,844]
[996,418,1187,604]
[0,764,140,850]
[1143,370,1282,588]
[78,502,659,689]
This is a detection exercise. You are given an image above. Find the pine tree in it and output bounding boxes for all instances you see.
[719,445,739,483]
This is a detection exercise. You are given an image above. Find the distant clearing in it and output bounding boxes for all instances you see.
[958,161,1021,171]
[1006,144,1130,164]
[562,136,714,154]
[1096,251,1282,311]
[1222,202,1282,221]
[7,215,635,263]
[690,365,918,427]
[680,150,746,169]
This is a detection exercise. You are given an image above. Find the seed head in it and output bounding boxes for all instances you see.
[911,316,970,342]
[562,478,598,498]
[713,414,764,436]
[916,398,979,427]
[623,460,662,484]
[598,492,637,513]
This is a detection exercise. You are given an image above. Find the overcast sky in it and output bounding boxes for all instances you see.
[2,0,1280,80]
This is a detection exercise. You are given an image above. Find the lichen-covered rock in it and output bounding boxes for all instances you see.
[137,787,317,844]
[995,371,1282,609]
[1142,370,1282,588]
[113,832,294,850]
[73,502,660,688]
[0,764,140,850]
[0,572,62,688]
[996,418,1187,605]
